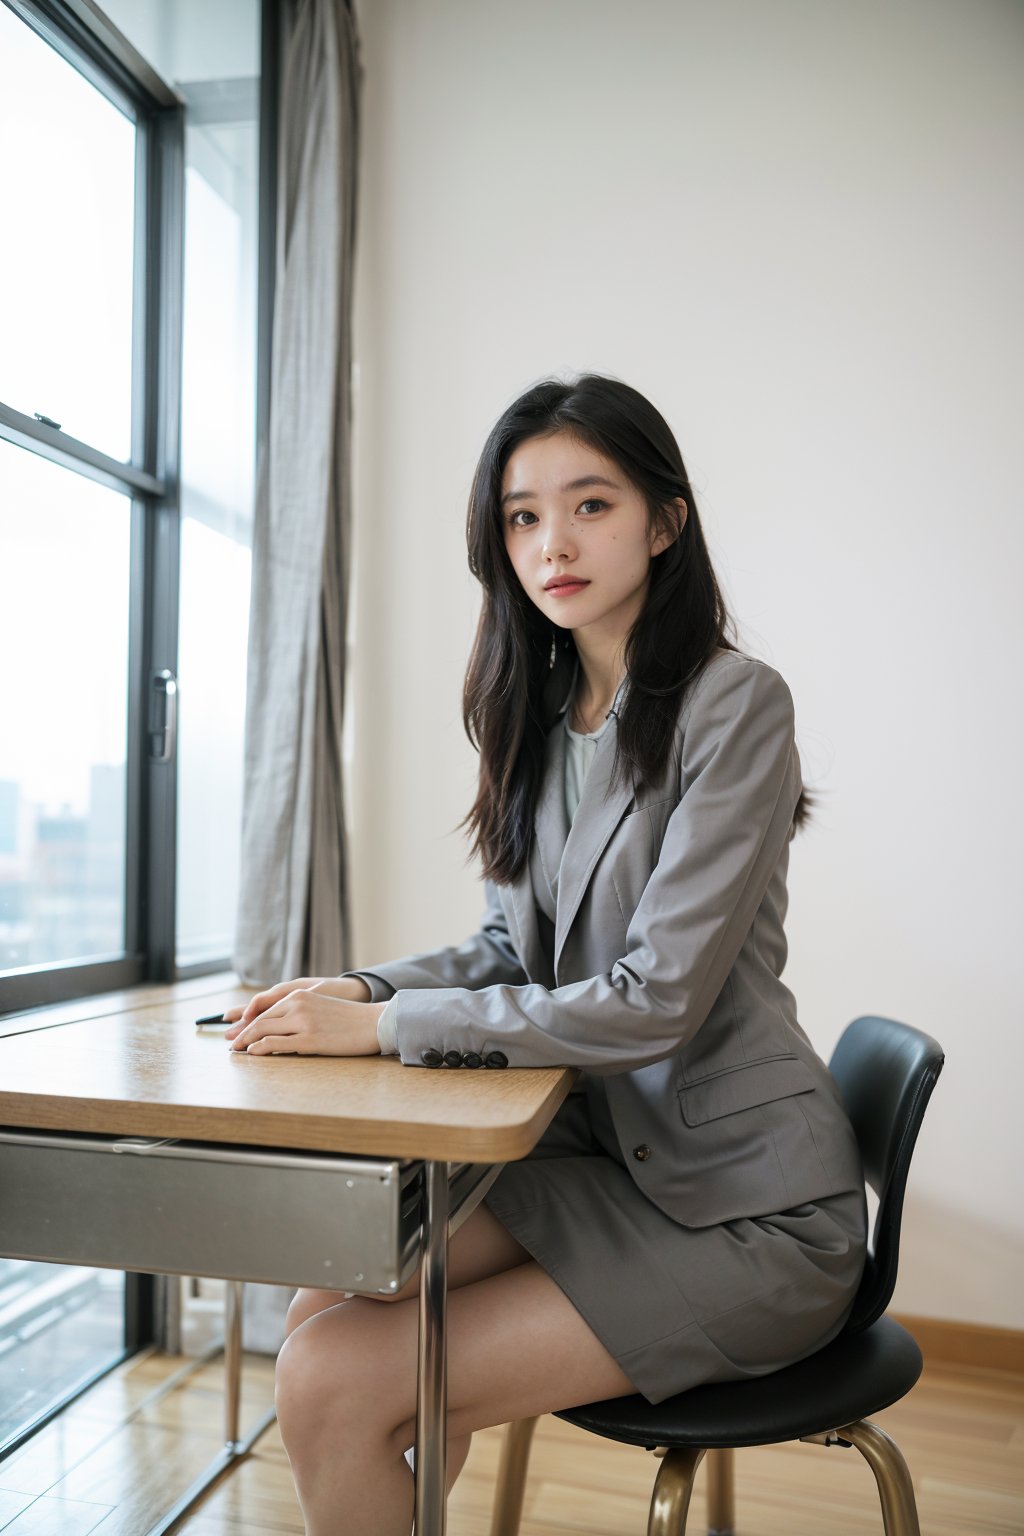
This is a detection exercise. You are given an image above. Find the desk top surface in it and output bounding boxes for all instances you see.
[0,976,574,1162]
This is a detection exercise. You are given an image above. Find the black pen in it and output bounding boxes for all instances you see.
[195,1012,231,1027]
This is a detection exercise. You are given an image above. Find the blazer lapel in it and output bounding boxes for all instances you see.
[505,873,545,983]
[501,658,635,985]
[507,710,568,984]
[553,696,634,976]
[533,720,569,905]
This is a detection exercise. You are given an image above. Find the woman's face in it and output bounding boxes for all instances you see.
[501,429,680,648]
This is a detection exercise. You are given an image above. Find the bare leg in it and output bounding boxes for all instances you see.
[287,1292,476,1493]
[279,1202,532,1514]
[276,1257,636,1536]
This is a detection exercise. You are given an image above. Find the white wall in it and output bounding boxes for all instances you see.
[346,0,1024,1328]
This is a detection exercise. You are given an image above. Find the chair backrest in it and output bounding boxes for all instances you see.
[828,1014,944,1333]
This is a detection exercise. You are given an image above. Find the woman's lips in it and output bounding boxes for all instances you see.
[545,581,590,598]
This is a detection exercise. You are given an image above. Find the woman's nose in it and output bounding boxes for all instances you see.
[541,518,577,562]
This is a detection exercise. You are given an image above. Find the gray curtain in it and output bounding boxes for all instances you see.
[234,0,363,988]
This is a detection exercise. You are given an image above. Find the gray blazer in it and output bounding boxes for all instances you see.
[346,649,863,1229]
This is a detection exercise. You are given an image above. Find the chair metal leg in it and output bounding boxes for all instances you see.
[705,1447,735,1535]
[648,1446,706,1536]
[415,1158,450,1536]
[841,1419,921,1536]
[490,1418,539,1536]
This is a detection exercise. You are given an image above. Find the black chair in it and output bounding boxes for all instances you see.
[489,1015,944,1536]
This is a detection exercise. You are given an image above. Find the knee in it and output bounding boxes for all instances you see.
[275,1308,387,1458]
[276,1325,336,1456]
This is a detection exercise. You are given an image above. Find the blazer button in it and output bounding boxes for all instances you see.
[485,1050,509,1069]
[462,1051,483,1068]
[421,1049,443,1068]
[443,1049,462,1068]
[632,1144,652,1162]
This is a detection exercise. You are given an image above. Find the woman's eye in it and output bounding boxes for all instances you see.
[505,500,606,529]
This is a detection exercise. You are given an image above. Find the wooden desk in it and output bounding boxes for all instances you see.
[0,976,574,1535]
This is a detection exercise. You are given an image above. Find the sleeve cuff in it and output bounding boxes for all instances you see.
[376,997,400,1055]
[340,970,397,1004]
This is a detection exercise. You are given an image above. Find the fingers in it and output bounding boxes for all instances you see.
[224,983,293,1039]
[240,984,288,1023]
[228,1001,290,1050]
[243,1035,300,1055]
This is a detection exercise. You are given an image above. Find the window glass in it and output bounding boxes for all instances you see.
[0,1261,125,1455]
[175,108,258,967]
[176,517,252,965]
[175,141,256,960]
[0,442,130,973]
[0,5,135,460]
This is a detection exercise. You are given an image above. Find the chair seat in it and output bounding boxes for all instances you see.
[555,1315,923,1450]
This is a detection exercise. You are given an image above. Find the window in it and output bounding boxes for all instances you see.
[0,444,131,971]
[0,0,267,1008]
[0,1259,127,1460]
[0,4,136,459]
[0,4,150,1003]
[98,0,261,970]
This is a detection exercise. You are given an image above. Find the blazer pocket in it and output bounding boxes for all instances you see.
[678,1057,817,1126]
[622,796,675,818]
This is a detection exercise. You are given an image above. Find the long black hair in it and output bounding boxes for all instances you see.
[457,372,811,883]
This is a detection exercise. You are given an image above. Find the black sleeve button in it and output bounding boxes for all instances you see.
[443,1049,462,1068]
[485,1050,509,1069]
[421,1048,443,1067]
[632,1144,652,1161]
[462,1051,483,1068]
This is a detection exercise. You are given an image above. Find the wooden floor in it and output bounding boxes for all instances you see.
[0,1347,1020,1534]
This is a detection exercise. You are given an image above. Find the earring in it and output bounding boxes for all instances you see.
[549,630,557,669]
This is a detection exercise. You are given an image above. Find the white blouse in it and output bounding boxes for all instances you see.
[562,693,616,818]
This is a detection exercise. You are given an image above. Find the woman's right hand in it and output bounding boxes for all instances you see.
[222,975,372,1034]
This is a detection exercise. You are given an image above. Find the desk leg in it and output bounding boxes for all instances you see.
[224,1280,244,1450]
[414,1158,449,1536]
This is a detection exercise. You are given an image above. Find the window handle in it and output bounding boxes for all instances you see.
[150,669,178,762]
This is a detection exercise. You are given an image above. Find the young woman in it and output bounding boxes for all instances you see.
[224,373,867,1536]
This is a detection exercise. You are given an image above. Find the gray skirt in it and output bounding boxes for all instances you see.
[483,1085,868,1406]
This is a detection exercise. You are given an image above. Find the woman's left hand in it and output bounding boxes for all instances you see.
[226,988,387,1056]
